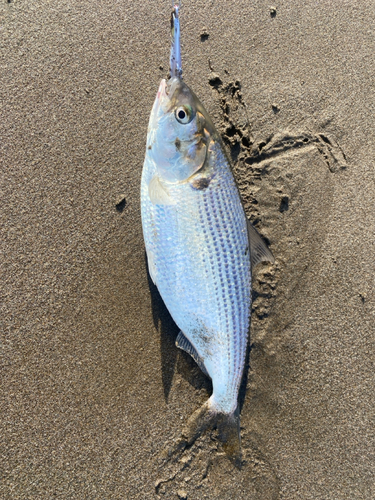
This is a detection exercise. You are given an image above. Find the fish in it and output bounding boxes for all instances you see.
[140,4,274,464]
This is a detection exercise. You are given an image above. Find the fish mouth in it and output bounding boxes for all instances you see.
[155,78,172,114]
[149,79,168,130]
[150,77,180,129]
[147,79,168,136]
[157,79,167,101]
[155,77,181,116]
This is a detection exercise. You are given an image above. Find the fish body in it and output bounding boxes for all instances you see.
[141,6,273,461]
[142,76,251,412]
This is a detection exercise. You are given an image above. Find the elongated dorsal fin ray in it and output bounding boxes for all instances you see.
[247,219,275,268]
[148,175,174,205]
[170,5,182,79]
[176,331,209,377]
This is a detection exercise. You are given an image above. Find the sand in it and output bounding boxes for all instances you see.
[1,1,374,498]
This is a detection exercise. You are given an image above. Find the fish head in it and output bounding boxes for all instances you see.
[147,77,217,184]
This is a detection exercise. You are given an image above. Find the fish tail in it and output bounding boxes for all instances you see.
[165,398,241,466]
[216,405,241,465]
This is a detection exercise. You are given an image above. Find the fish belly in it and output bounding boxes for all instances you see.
[141,146,251,414]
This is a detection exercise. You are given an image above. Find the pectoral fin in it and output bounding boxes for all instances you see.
[148,175,174,205]
[247,220,275,268]
[176,331,209,378]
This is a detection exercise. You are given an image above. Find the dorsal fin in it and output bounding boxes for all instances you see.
[247,219,275,269]
[176,331,209,378]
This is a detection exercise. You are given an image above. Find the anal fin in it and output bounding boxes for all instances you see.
[247,219,275,268]
[176,331,209,378]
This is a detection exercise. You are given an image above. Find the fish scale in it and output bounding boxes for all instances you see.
[141,141,251,412]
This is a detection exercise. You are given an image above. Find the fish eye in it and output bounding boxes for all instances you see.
[175,105,193,124]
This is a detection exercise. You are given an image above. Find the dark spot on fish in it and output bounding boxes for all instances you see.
[175,137,181,151]
[195,326,212,349]
[191,177,211,190]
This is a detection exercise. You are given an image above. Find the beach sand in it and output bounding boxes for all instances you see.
[1,1,374,498]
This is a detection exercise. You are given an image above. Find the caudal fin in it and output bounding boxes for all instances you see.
[216,406,241,463]
[162,399,242,467]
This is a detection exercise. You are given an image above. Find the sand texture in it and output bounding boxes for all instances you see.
[1,1,374,498]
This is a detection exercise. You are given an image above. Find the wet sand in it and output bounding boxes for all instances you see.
[1,1,374,498]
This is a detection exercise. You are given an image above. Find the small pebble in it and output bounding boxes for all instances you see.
[200,27,209,41]
[270,6,277,17]
[208,73,223,88]
[115,195,127,213]
[177,490,188,500]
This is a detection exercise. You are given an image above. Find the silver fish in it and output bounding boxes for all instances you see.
[141,5,274,462]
